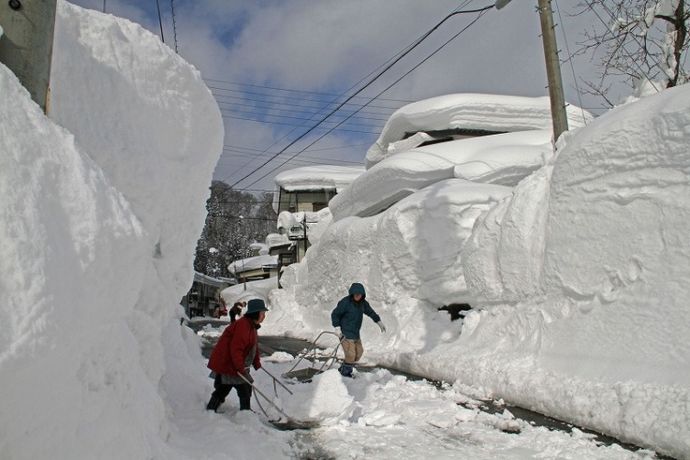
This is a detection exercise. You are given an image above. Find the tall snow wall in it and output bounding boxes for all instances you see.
[451,86,690,458]
[0,2,223,458]
[271,87,690,458]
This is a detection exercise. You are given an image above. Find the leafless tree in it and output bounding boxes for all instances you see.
[575,0,689,106]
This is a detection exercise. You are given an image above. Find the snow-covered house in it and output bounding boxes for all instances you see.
[272,165,363,214]
[330,94,592,221]
[365,93,592,168]
[271,165,363,267]
[228,254,278,283]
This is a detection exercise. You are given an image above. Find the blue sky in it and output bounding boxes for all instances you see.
[67,0,620,191]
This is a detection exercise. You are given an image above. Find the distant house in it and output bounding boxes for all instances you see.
[228,254,278,284]
[271,165,363,270]
[272,165,364,214]
[181,271,233,318]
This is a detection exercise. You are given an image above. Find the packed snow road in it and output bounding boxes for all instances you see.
[189,323,663,459]
[219,355,661,460]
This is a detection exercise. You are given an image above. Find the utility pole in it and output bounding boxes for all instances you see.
[496,0,569,141]
[537,0,569,140]
[0,0,58,114]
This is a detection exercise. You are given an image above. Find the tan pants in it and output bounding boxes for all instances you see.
[341,338,363,364]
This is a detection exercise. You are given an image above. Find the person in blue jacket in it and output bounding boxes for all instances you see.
[331,282,386,377]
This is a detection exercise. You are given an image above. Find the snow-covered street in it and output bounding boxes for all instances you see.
[3,1,690,458]
[187,325,662,459]
[170,341,661,459]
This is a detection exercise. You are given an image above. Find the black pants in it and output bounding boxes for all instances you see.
[211,375,252,410]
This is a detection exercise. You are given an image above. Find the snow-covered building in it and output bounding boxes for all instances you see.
[330,94,593,221]
[227,254,278,283]
[271,165,363,268]
[365,93,592,168]
[272,165,363,214]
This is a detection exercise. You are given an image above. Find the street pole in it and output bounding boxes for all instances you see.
[496,0,569,141]
[0,0,58,114]
[537,0,569,141]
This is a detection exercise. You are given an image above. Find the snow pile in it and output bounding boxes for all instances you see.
[330,130,552,221]
[366,93,593,167]
[0,2,224,459]
[276,178,511,332]
[268,85,690,457]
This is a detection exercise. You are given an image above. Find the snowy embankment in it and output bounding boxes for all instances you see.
[270,87,690,458]
[0,2,241,459]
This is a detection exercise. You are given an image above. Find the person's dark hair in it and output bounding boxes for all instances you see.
[245,311,261,321]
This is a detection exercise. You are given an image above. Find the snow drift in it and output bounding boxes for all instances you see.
[269,86,690,458]
[330,130,552,221]
[0,2,223,459]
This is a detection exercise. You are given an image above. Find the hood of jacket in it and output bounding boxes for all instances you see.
[348,282,366,299]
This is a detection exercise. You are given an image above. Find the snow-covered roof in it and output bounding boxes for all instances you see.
[366,93,593,167]
[227,254,278,274]
[193,271,231,288]
[273,165,364,191]
[330,130,552,221]
[265,233,291,248]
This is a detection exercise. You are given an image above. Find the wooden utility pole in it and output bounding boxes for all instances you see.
[537,0,569,141]
[496,0,570,141]
[0,0,58,114]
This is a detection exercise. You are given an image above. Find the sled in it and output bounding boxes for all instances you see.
[281,331,342,383]
[239,369,318,430]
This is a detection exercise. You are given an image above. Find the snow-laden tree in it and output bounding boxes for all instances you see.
[194,181,276,277]
[577,0,689,105]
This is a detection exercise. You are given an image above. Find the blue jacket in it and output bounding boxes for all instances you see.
[331,283,381,340]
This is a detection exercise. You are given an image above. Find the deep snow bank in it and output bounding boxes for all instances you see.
[0,2,223,459]
[330,130,552,221]
[268,86,690,458]
[454,84,690,457]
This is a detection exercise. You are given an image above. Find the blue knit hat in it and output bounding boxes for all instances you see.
[245,299,268,315]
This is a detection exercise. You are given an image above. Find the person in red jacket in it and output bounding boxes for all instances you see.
[206,299,268,412]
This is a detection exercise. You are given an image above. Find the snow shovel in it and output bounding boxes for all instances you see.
[237,373,317,430]
[282,331,342,382]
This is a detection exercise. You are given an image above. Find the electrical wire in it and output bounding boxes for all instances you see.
[154,0,165,43]
[205,78,415,103]
[239,7,492,189]
[228,3,496,188]
[170,0,179,53]
[218,1,476,185]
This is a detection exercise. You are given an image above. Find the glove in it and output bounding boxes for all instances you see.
[377,321,386,333]
[334,327,343,339]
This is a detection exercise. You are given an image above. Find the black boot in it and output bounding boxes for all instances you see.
[206,395,222,412]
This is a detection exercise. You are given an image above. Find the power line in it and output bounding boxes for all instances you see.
[170,0,179,53]
[220,112,382,135]
[154,0,165,43]
[240,7,492,189]
[219,151,364,167]
[229,3,496,189]
[217,1,474,185]
[217,102,390,123]
[205,78,416,103]
[224,142,371,154]
[215,98,394,121]
[211,90,403,115]
[219,106,388,128]
[222,147,364,165]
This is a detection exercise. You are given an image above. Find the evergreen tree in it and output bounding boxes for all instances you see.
[193,181,276,278]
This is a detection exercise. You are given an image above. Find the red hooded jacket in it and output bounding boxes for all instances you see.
[207,316,261,376]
